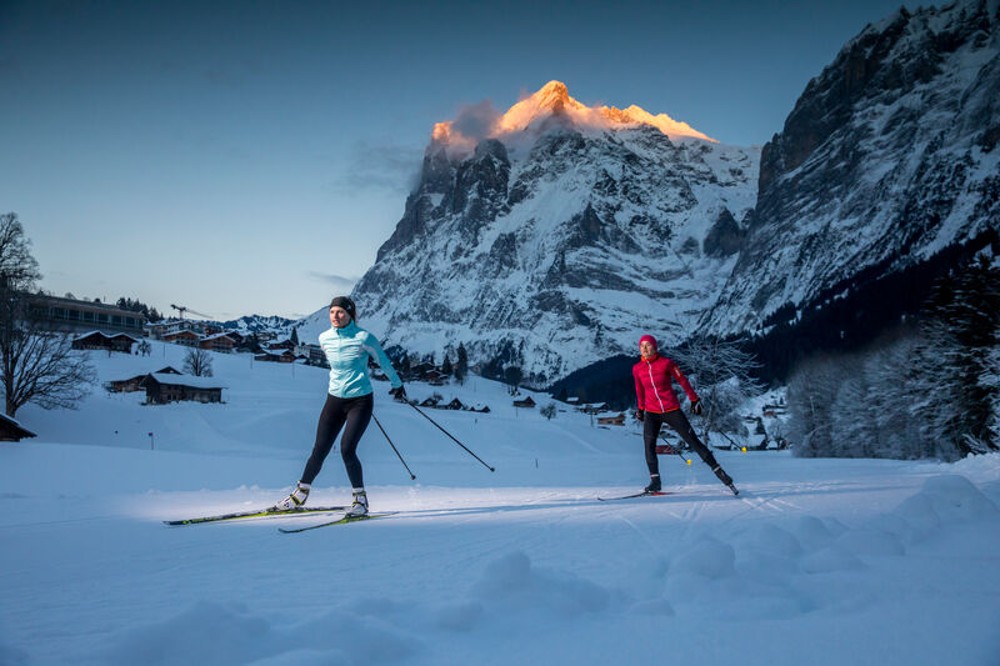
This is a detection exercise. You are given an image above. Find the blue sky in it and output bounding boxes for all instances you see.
[1,0,914,321]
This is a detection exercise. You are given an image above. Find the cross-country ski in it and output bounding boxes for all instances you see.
[164,505,347,526]
[277,511,398,533]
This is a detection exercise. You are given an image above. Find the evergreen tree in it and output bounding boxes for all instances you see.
[921,255,999,454]
[455,343,469,384]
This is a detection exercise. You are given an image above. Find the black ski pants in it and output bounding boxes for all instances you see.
[301,393,374,489]
[643,409,719,476]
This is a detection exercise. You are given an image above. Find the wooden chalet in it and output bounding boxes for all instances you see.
[108,366,181,393]
[161,330,201,347]
[0,413,36,442]
[199,333,236,353]
[512,395,536,409]
[144,373,226,405]
[72,331,139,354]
[596,412,626,426]
[254,349,299,363]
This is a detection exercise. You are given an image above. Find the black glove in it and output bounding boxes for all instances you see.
[691,400,703,416]
[635,409,645,422]
[389,385,407,401]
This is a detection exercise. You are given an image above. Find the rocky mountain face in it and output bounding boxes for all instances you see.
[701,0,1000,340]
[344,82,759,386]
[308,0,996,391]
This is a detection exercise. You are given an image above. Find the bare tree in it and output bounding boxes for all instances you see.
[786,353,847,457]
[0,329,96,416]
[672,336,764,445]
[0,213,96,417]
[183,348,214,377]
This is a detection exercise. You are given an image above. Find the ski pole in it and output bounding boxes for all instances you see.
[659,434,691,465]
[406,402,496,472]
[372,413,417,480]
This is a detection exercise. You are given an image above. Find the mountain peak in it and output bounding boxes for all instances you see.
[432,81,715,154]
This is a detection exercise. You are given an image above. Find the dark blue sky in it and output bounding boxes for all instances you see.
[1,0,914,319]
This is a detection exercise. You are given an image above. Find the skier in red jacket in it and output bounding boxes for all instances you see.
[632,334,737,494]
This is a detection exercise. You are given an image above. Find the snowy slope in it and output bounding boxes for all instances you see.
[2,343,999,665]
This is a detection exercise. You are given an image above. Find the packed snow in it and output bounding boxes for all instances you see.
[2,341,999,665]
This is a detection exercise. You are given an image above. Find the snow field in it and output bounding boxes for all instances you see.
[1,341,998,665]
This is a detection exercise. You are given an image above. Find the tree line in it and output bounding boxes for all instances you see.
[787,255,999,460]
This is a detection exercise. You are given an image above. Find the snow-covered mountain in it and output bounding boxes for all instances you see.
[701,0,1000,338]
[303,0,997,389]
[218,314,297,338]
[340,81,759,385]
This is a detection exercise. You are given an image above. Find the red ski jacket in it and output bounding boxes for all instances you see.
[632,354,699,413]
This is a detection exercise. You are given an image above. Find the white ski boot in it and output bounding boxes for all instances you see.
[273,482,310,510]
[345,489,368,517]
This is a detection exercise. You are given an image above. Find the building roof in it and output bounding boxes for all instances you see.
[0,413,37,438]
[74,330,140,342]
[147,373,227,389]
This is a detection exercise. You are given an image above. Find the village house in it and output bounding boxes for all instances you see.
[254,349,299,364]
[199,333,236,353]
[107,366,181,393]
[161,330,202,347]
[144,373,226,405]
[0,413,36,442]
[295,343,326,366]
[596,412,626,426]
[513,396,536,409]
[145,320,195,339]
[72,331,139,354]
[30,294,146,336]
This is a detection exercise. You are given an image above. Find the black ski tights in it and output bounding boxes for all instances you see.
[301,393,373,488]
[643,409,718,476]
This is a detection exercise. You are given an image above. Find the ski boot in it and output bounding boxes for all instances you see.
[273,482,310,510]
[644,475,662,494]
[345,489,369,517]
[712,466,739,495]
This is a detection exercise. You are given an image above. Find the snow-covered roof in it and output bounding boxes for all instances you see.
[0,412,36,437]
[74,330,140,342]
[147,373,226,389]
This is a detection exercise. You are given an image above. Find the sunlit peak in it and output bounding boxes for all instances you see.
[432,80,716,155]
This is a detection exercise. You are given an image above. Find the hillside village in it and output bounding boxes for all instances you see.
[26,292,787,449]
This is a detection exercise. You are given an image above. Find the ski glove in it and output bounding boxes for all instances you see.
[389,385,407,400]
[635,409,645,422]
[690,400,703,416]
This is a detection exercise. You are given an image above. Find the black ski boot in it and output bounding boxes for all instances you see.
[644,475,662,493]
[712,466,739,495]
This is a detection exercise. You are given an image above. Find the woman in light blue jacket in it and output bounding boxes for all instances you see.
[275,296,405,516]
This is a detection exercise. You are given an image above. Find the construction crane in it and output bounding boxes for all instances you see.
[170,304,214,320]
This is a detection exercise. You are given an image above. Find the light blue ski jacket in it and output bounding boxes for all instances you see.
[318,321,402,398]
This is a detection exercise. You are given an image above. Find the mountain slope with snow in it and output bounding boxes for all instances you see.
[702,0,1000,337]
[336,81,758,385]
